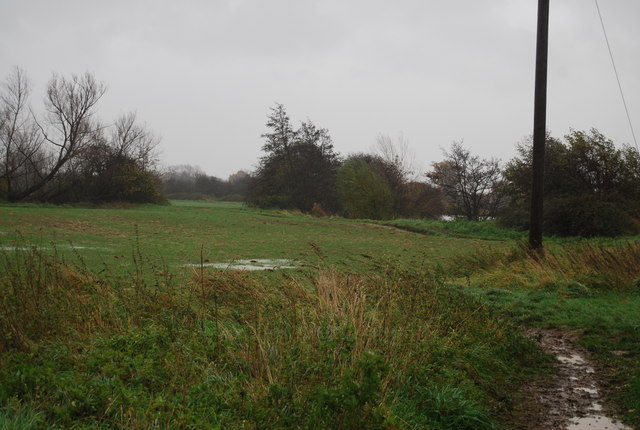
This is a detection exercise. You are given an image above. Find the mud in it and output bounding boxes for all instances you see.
[515,329,631,430]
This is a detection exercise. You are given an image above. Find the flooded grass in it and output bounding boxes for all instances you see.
[183,258,299,271]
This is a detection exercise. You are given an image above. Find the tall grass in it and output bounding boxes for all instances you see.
[0,247,118,351]
[447,240,640,292]
[0,246,540,428]
[543,241,640,290]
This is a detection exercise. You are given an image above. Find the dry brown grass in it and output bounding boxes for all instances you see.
[0,249,120,351]
[460,240,640,291]
[188,267,401,399]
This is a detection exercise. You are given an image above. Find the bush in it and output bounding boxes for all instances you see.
[93,160,168,204]
[337,159,394,220]
[500,129,640,237]
[544,196,637,237]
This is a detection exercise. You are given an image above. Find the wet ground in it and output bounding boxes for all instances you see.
[0,244,104,251]
[514,329,632,430]
[183,258,299,271]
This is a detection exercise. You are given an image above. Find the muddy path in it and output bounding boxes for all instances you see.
[511,329,632,429]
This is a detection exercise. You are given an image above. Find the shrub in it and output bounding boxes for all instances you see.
[337,159,394,220]
[544,196,636,237]
[501,129,640,237]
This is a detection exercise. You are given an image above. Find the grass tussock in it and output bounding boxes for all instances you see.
[0,247,542,429]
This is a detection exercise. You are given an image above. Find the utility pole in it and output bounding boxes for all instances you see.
[529,0,550,251]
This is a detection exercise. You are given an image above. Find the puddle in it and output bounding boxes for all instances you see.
[0,245,104,251]
[184,259,299,271]
[589,403,603,412]
[567,415,631,430]
[557,354,586,365]
[0,246,38,251]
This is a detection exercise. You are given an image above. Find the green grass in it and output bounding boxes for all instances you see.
[444,241,640,428]
[0,407,45,430]
[0,201,638,428]
[0,244,542,429]
[479,290,640,427]
[0,201,488,275]
[381,218,525,241]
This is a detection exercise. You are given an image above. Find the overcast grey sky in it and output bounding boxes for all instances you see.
[1,0,638,178]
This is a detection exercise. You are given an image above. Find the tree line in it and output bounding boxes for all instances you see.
[248,104,640,237]
[4,68,638,239]
[246,104,443,220]
[0,67,165,204]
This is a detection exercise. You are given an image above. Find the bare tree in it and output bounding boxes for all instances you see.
[110,112,160,170]
[427,141,503,221]
[374,133,418,181]
[9,72,106,201]
[0,67,44,199]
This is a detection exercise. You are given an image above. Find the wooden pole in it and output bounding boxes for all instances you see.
[529,0,550,251]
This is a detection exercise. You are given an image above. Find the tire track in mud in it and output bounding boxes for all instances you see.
[515,329,632,430]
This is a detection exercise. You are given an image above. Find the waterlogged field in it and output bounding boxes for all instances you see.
[0,201,638,429]
[0,201,489,273]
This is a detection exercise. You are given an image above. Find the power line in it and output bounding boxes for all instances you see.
[595,0,639,152]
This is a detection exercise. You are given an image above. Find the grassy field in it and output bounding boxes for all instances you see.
[0,201,492,273]
[0,201,638,429]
